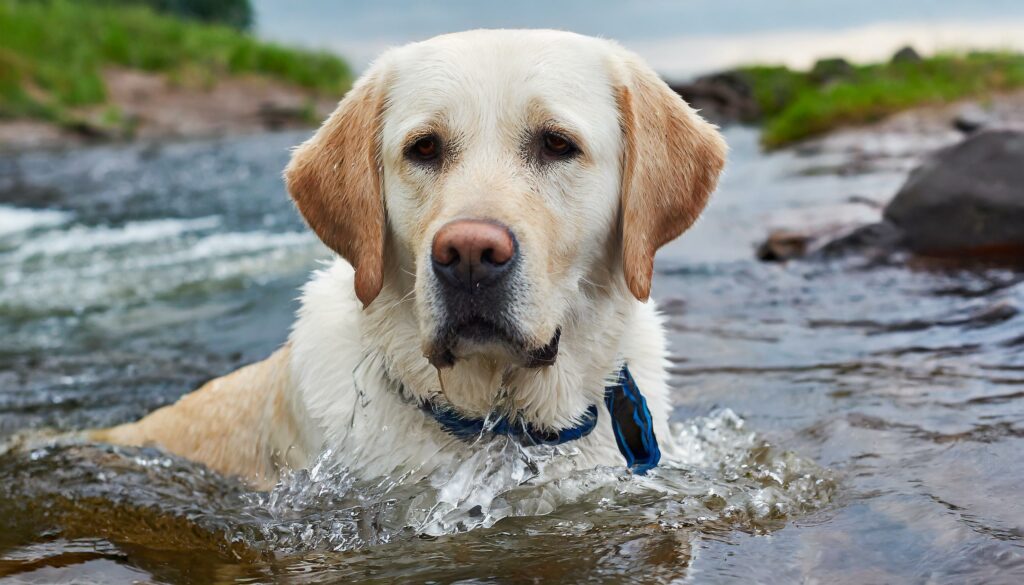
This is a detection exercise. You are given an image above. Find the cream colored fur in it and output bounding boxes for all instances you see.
[92,30,726,490]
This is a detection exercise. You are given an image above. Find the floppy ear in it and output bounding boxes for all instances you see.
[616,59,727,301]
[284,74,386,307]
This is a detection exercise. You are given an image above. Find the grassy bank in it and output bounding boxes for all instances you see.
[739,52,1024,147]
[0,0,351,126]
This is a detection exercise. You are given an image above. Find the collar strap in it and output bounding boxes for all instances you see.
[603,366,661,474]
[422,400,599,446]
[422,365,661,474]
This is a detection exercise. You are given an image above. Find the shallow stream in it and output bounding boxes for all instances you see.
[0,127,1021,583]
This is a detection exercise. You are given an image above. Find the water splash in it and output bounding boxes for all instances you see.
[234,409,835,554]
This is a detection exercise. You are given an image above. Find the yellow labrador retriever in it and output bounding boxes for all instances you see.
[92,29,726,489]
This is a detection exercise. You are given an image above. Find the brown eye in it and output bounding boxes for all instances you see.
[541,132,577,159]
[409,135,439,161]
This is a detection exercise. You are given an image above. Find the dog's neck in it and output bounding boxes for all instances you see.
[288,259,672,479]
[359,270,637,432]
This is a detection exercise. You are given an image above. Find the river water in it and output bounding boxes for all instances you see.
[0,126,1022,583]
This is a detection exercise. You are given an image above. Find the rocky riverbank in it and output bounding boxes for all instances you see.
[0,0,350,152]
[670,47,1024,147]
[0,69,338,152]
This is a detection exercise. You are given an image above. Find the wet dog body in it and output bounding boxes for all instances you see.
[94,30,726,488]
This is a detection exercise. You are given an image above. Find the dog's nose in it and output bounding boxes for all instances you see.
[431,220,516,290]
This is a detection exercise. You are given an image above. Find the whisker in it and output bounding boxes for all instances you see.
[376,287,417,313]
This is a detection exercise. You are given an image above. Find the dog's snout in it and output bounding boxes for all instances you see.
[431,220,516,290]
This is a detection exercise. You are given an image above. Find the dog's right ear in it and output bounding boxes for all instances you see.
[285,73,386,308]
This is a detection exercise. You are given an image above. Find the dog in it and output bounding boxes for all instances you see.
[91,29,726,490]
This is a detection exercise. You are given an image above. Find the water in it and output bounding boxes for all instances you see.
[0,126,1022,583]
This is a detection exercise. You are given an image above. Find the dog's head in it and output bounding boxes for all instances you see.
[286,30,725,371]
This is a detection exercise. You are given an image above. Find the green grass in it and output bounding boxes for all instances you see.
[737,52,1024,148]
[0,0,351,125]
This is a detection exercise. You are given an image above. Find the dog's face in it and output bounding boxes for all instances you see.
[286,30,725,370]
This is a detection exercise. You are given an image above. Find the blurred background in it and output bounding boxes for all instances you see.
[1,1,1023,584]
[256,0,1024,75]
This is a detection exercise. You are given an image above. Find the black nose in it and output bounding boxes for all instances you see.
[431,220,517,291]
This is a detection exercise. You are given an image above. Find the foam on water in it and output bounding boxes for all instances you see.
[0,205,70,238]
[0,214,320,316]
[9,216,223,258]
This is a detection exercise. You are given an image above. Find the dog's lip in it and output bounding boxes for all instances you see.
[427,318,561,369]
[426,315,513,368]
[454,316,512,341]
[524,327,561,368]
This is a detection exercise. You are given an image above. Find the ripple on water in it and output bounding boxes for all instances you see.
[0,214,320,318]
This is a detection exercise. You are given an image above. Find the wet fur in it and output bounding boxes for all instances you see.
[92,30,726,489]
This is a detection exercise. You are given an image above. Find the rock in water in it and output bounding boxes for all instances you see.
[953,105,990,134]
[757,230,810,261]
[883,130,1024,257]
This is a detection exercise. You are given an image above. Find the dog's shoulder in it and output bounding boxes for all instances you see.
[91,345,302,488]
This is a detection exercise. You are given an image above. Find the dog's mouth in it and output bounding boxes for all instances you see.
[427,316,561,369]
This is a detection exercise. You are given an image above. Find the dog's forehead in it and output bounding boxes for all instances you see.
[381,30,620,136]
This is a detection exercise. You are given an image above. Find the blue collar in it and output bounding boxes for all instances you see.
[422,365,661,474]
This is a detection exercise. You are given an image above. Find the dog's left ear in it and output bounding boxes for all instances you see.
[615,56,727,301]
[285,72,386,308]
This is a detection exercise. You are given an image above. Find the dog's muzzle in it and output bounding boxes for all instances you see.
[427,219,559,368]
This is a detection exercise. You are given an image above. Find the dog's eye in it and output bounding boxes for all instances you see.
[408,135,440,162]
[541,132,578,160]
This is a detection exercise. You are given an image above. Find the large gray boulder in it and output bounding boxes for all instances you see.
[883,130,1024,257]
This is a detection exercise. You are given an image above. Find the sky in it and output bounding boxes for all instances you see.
[251,1,1024,78]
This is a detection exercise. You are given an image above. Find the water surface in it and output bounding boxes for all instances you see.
[0,127,1022,583]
